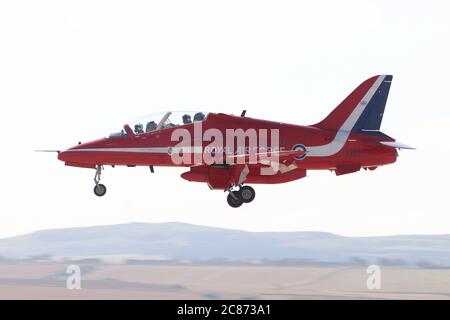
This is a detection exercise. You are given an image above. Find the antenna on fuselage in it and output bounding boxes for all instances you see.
[241,110,247,117]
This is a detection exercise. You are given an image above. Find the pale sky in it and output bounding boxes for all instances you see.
[0,0,449,238]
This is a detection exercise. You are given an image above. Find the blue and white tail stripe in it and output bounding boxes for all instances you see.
[306,75,390,157]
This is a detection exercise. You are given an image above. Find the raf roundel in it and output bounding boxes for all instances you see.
[292,144,307,160]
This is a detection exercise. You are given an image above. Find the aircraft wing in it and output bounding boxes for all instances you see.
[225,149,304,162]
[181,149,306,188]
[225,149,305,174]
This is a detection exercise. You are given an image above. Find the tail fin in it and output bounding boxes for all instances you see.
[313,75,393,133]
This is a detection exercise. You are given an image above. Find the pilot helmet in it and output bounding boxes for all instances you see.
[193,112,205,122]
[134,123,144,133]
[182,114,192,124]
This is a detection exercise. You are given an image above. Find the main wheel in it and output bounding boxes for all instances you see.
[93,184,107,197]
[227,191,243,208]
[239,185,255,203]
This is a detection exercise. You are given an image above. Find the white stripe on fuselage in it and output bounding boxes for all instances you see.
[306,75,386,157]
[65,147,204,153]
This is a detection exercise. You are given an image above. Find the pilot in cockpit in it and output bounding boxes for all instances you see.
[146,121,157,132]
[193,112,205,122]
[182,114,192,124]
[134,123,144,134]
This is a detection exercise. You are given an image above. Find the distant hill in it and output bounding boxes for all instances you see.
[0,222,449,267]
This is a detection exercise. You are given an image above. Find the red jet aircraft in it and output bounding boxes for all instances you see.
[54,75,412,207]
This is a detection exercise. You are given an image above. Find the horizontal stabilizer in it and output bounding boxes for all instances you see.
[380,141,415,150]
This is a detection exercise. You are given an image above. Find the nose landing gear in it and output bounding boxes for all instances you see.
[94,183,107,197]
[226,185,256,208]
[93,165,107,197]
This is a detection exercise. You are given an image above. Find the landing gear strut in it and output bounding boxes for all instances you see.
[226,185,256,208]
[93,165,107,197]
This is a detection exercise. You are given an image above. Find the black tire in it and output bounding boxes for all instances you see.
[93,184,107,197]
[227,191,243,208]
[239,185,255,203]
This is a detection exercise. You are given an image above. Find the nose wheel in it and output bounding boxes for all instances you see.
[93,165,107,197]
[226,185,256,208]
[94,184,107,197]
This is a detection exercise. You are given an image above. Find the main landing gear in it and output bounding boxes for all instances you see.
[93,165,107,197]
[226,185,256,208]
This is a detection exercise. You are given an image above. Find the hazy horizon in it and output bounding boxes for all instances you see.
[2,222,450,270]
[2,221,450,240]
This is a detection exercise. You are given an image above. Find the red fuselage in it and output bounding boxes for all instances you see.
[55,75,408,206]
[58,112,397,185]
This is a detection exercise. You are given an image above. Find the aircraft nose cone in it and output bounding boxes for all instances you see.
[58,144,82,162]
[57,147,97,169]
[57,150,70,162]
[58,142,88,162]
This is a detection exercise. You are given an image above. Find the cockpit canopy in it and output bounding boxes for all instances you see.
[108,111,208,138]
